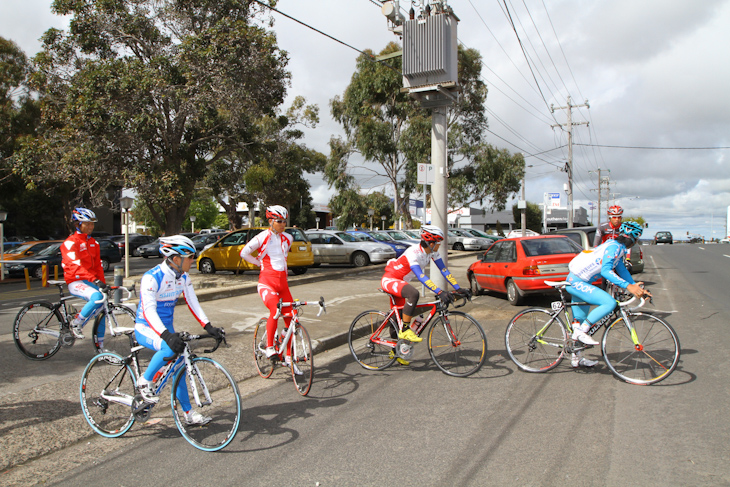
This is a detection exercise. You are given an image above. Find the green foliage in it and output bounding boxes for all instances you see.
[624,215,646,227]
[511,201,543,233]
[213,213,229,230]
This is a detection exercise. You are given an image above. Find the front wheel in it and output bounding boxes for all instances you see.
[290,267,308,275]
[601,313,680,385]
[468,273,483,296]
[290,325,314,396]
[505,308,567,372]
[171,357,241,451]
[351,251,369,267]
[80,353,137,437]
[253,319,274,378]
[101,259,110,272]
[427,312,487,377]
[198,258,216,274]
[348,310,397,370]
[92,304,136,357]
[13,301,63,360]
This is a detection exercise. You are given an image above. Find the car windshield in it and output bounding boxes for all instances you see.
[38,243,62,256]
[370,231,394,241]
[349,233,373,242]
[191,234,208,243]
[389,231,411,240]
[6,243,34,254]
[521,237,582,256]
[403,230,420,239]
[287,228,308,242]
[465,229,489,238]
[335,232,358,242]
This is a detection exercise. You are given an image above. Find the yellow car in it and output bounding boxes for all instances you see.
[196,227,313,275]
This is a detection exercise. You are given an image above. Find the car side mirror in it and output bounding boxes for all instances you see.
[26,251,34,256]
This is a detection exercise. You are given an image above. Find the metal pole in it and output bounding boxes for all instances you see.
[430,105,448,290]
[124,210,130,278]
[521,175,526,235]
[0,222,4,281]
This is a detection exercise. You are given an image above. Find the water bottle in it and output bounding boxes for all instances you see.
[571,320,580,333]
[411,316,424,331]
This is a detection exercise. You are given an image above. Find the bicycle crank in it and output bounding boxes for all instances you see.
[395,339,414,361]
[132,395,154,422]
[60,329,76,347]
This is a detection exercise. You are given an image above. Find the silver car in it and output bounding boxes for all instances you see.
[305,230,396,267]
[447,229,491,251]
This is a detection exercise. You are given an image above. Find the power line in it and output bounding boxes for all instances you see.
[574,143,730,150]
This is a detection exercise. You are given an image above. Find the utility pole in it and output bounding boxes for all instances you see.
[520,174,526,234]
[551,96,589,228]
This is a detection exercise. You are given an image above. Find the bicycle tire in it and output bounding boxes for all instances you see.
[505,308,568,373]
[79,352,137,437]
[171,357,241,452]
[13,301,63,360]
[92,304,136,357]
[253,319,274,378]
[601,312,680,385]
[348,310,397,370]
[290,324,314,396]
[428,311,487,377]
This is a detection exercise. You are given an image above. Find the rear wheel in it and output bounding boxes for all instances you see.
[101,259,110,271]
[80,353,136,437]
[348,310,397,370]
[506,279,523,306]
[92,304,136,357]
[253,319,274,378]
[290,325,314,396]
[290,267,308,275]
[454,243,465,251]
[13,301,63,360]
[351,251,369,267]
[428,312,487,377]
[505,308,567,372]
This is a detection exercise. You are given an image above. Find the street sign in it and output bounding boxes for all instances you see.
[417,163,435,185]
[547,192,561,208]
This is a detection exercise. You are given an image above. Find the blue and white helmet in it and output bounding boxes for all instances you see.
[159,235,196,258]
[72,207,97,223]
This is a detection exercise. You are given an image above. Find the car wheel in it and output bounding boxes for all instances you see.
[101,259,110,272]
[291,267,308,275]
[454,243,465,251]
[506,279,523,306]
[32,266,44,279]
[199,258,216,274]
[132,247,141,257]
[468,273,483,296]
[351,251,369,267]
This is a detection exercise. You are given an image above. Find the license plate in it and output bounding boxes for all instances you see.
[298,246,306,251]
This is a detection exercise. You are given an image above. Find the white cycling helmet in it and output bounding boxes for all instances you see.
[72,207,97,223]
[265,205,288,220]
[420,225,445,243]
[159,235,196,258]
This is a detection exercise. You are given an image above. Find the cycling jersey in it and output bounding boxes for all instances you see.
[61,231,105,284]
[240,229,292,272]
[134,261,209,337]
[593,221,622,247]
[382,244,459,294]
[568,239,633,289]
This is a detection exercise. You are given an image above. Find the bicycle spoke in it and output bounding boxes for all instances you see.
[253,319,274,378]
[80,353,136,437]
[505,308,567,373]
[13,302,63,360]
[428,311,487,377]
[348,310,397,370]
[290,325,314,396]
[93,304,136,357]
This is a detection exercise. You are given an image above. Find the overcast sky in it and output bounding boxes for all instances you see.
[2,0,729,239]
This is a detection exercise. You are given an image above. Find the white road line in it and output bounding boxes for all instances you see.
[724,254,730,259]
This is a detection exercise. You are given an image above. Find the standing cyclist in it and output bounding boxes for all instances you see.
[240,205,300,373]
[593,205,624,247]
[566,221,651,367]
[134,235,224,425]
[61,207,108,348]
[381,225,469,365]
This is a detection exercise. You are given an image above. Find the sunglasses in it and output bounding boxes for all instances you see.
[273,219,286,224]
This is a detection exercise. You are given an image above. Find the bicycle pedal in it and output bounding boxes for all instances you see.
[60,329,76,347]
[395,339,414,361]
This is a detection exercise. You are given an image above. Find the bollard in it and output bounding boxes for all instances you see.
[54,265,59,280]
[42,264,48,287]
[113,265,124,304]
[24,268,31,290]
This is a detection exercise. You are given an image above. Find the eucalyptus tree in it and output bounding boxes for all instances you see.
[16,0,290,235]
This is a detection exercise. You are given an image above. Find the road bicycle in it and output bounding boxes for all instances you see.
[504,280,680,385]
[13,280,137,360]
[80,331,241,452]
[348,290,487,377]
[253,297,325,396]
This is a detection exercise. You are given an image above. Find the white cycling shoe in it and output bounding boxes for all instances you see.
[571,353,598,368]
[284,358,303,376]
[184,410,212,426]
[571,329,599,346]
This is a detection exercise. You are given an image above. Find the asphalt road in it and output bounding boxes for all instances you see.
[2,245,729,486]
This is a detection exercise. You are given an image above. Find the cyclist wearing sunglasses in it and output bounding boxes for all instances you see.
[380,225,468,364]
[565,221,651,367]
[134,235,223,424]
[240,205,299,368]
[594,205,624,247]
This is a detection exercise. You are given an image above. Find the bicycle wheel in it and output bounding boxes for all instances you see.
[13,301,63,360]
[505,308,568,373]
[253,319,274,378]
[348,310,397,370]
[290,324,314,396]
[171,357,241,452]
[92,304,136,357]
[428,311,487,377]
[601,313,680,385]
[80,352,137,437]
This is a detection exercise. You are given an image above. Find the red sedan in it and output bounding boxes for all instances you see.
[467,235,587,306]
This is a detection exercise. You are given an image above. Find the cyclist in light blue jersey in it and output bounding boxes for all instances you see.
[134,235,223,425]
[565,221,651,367]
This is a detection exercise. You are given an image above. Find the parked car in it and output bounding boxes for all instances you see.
[654,231,673,245]
[459,228,503,243]
[447,228,491,251]
[2,241,25,251]
[466,235,587,306]
[191,232,228,251]
[720,237,730,244]
[551,226,644,274]
[383,230,421,245]
[1,240,62,262]
[6,239,121,278]
[305,230,395,267]
[197,227,313,275]
[109,234,155,257]
[505,229,540,238]
[90,231,112,239]
[138,238,162,258]
[347,230,411,257]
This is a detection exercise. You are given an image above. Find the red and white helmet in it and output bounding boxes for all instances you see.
[420,225,445,243]
[265,205,288,220]
[607,205,624,217]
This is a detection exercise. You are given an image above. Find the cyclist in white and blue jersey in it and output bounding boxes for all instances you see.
[134,235,223,425]
[565,221,651,367]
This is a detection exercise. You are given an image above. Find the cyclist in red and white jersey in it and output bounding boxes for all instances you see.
[381,225,468,361]
[240,205,299,371]
[593,205,623,247]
